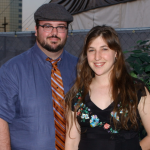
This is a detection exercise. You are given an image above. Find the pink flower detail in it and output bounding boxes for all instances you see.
[77,111,80,116]
[104,123,110,129]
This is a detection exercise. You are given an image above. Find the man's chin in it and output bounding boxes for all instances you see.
[44,45,63,53]
[47,49,62,53]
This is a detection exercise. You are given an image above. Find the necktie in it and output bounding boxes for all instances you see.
[46,58,65,150]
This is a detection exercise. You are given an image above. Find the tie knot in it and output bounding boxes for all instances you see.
[46,58,61,68]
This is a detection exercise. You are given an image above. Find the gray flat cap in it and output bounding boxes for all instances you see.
[34,3,73,23]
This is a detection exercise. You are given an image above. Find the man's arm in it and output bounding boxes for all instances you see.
[0,118,11,150]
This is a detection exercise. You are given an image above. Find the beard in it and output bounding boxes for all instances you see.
[36,35,67,53]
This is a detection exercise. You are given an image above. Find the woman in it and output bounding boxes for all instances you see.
[65,25,150,150]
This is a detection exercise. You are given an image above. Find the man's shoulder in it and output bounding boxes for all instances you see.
[2,46,34,68]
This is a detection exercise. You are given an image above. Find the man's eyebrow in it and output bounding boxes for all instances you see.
[42,23,51,25]
[57,24,67,26]
[43,23,66,26]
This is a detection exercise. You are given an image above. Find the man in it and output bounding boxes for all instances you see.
[0,3,77,150]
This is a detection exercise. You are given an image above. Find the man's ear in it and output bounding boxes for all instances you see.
[35,26,37,36]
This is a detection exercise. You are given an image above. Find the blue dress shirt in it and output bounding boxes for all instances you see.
[0,43,78,150]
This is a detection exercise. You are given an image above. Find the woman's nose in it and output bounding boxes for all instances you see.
[95,51,101,61]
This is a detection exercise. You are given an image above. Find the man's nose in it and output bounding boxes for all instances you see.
[51,27,58,35]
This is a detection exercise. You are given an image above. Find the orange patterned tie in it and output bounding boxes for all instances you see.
[46,58,65,150]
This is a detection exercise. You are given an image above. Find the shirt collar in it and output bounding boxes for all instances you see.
[33,43,48,65]
[33,42,65,65]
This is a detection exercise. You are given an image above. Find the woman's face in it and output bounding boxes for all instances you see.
[87,36,117,77]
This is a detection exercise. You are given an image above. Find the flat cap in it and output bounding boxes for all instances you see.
[34,3,73,23]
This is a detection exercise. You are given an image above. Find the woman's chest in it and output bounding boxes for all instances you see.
[76,99,119,134]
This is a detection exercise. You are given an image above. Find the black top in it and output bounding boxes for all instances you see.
[72,79,146,150]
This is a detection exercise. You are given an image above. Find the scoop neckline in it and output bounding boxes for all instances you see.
[88,92,114,111]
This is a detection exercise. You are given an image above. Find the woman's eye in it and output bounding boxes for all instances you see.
[88,49,94,52]
[103,48,108,51]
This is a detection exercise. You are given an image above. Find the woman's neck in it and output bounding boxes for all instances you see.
[92,74,111,87]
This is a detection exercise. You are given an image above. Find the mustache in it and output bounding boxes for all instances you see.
[47,35,60,40]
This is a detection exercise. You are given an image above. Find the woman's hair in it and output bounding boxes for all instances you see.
[65,25,138,135]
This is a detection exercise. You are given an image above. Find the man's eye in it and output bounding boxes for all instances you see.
[44,25,52,29]
[58,26,65,29]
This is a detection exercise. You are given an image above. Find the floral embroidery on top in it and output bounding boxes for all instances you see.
[74,90,91,123]
[111,111,119,121]
[74,89,83,107]
[104,123,110,129]
[89,115,118,133]
[81,114,89,119]
[77,103,91,122]
[111,101,129,122]
[74,90,119,134]
[90,115,99,127]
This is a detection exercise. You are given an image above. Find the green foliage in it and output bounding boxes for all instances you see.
[124,40,150,140]
[125,40,150,91]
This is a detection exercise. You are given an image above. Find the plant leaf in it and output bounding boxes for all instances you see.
[135,58,142,65]
[140,53,148,56]
[143,48,150,51]
[126,56,137,63]
[123,51,130,54]
[139,40,149,45]
[130,72,137,78]
[134,64,144,74]
[145,65,150,72]
[140,55,150,63]
[131,50,143,53]
[137,40,142,44]
[131,54,141,57]
[129,62,135,68]
[125,39,150,91]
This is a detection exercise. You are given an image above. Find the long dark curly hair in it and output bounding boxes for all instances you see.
[65,25,138,135]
